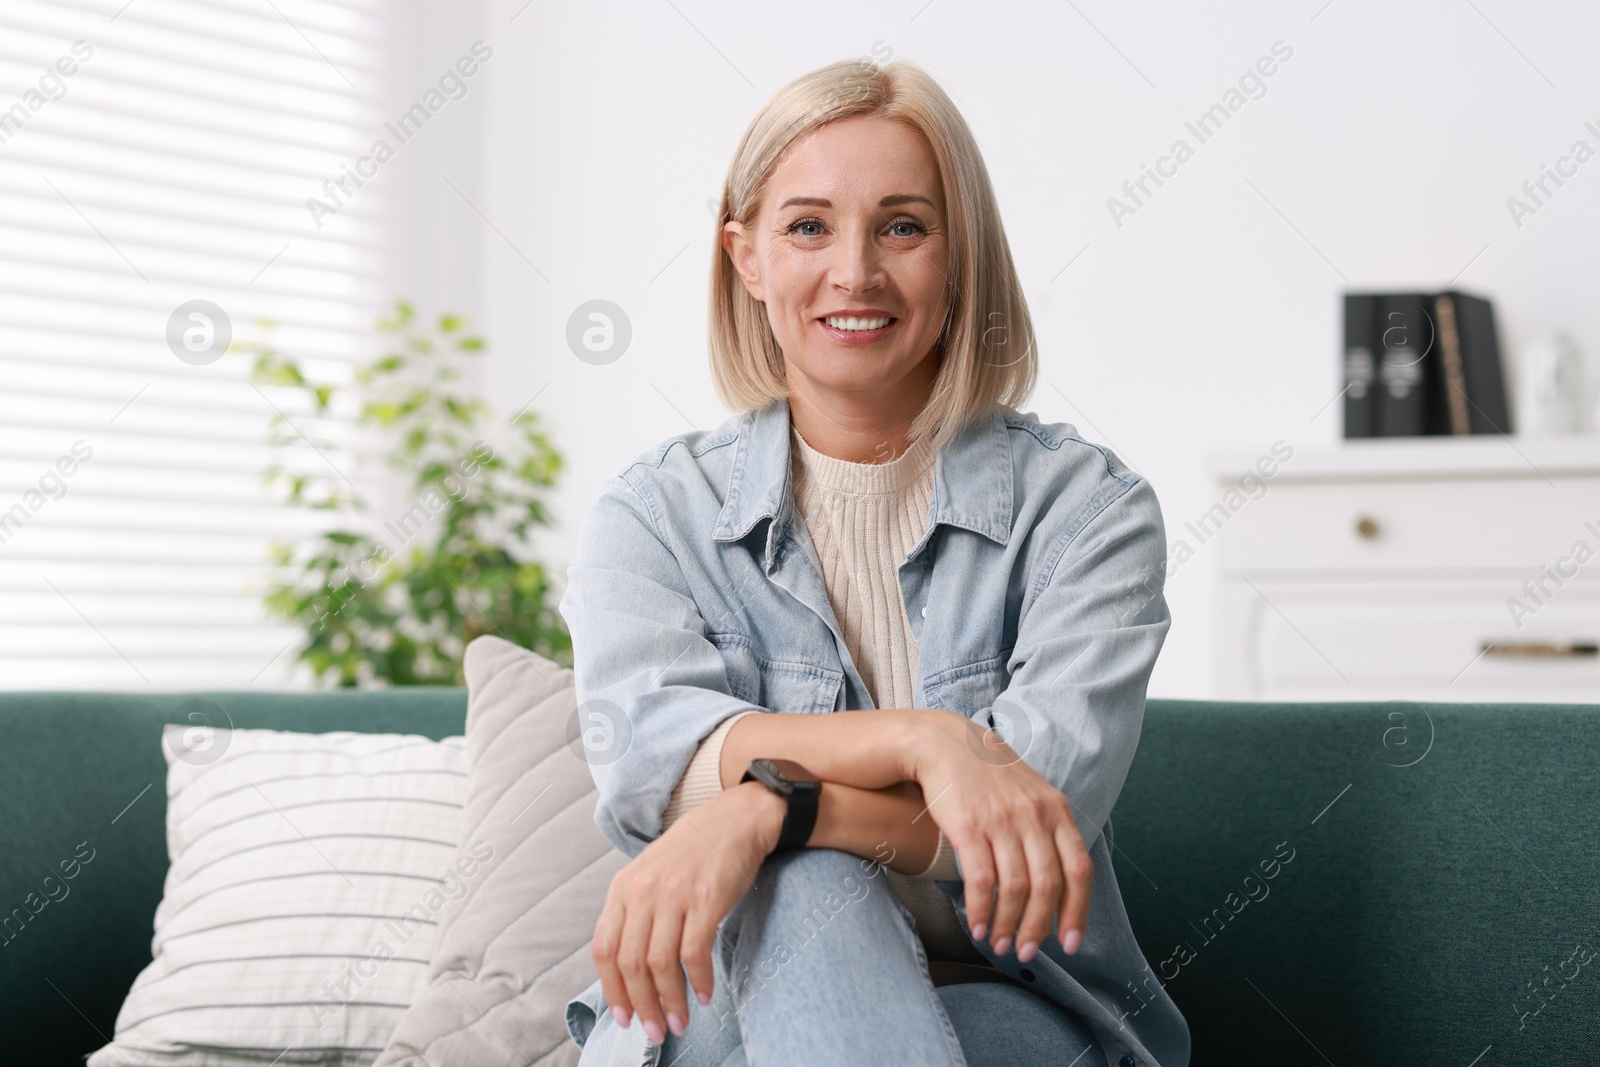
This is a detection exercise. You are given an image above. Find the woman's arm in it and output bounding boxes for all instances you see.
[685,765,948,874]
[715,706,931,792]
[661,710,947,872]
[807,778,940,873]
[662,710,963,883]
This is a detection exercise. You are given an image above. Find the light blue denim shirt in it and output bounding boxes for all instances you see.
[558,397,1189,1067]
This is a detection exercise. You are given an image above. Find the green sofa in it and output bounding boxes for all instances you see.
[3,691,1596,1066]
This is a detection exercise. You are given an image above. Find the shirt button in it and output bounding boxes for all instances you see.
[921,605,927,618]
[1119,1056,1136,1067]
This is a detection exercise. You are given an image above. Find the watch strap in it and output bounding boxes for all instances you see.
[774,784,818,852]
[742,762,819,852]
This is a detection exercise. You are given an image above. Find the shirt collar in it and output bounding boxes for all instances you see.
[711,397,1013,571]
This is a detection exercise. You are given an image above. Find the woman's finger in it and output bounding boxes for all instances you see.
[615,902,668,1044]
[1014,818,1064,963]
[1054,821,1094,954]
[645,903,691,1037]
[986,828,1029,956]
[680,905,719,1010]
[591,897,632,1028]
[957,833,997,943]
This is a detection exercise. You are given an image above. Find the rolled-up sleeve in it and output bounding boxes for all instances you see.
[983,474,1171,858]
[558,474,763,859]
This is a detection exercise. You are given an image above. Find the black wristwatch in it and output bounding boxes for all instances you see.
[741,758,821,852]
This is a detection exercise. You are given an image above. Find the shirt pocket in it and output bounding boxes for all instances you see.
[709,630,844,714]
[923,644,1014,717]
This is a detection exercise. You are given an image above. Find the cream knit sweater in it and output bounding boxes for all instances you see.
[661,424,991,965]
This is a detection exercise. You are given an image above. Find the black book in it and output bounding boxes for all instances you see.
[1375,292,1440,437]
[1433,291,1513,434]
[1341,293,1378,438]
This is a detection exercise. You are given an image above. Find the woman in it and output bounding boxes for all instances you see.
[560,57,1189,1067]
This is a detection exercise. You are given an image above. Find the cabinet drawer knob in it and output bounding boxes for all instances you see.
[1355,515,1380,539]
[1482,641,1599,658]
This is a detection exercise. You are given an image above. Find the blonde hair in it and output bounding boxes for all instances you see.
[707,57,1037,457]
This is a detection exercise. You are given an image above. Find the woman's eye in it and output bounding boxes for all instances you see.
[786,218,927,239]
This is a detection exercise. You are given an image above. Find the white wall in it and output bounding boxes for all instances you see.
[397,0,1600,699]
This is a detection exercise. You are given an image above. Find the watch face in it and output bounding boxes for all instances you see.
[748,758,820,795]
[751,759,792,795]
[763,758,819,784]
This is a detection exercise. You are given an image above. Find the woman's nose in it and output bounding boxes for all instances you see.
[827,226,887,292]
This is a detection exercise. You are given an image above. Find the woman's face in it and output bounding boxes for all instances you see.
[722,114,950,412]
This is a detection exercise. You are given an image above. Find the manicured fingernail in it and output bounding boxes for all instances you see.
[1019,940,1038,962]
[993,936,1012,956]
[667,1012,685,1037]
[643,1019,665,1044]
[697,989,711,1006]
[970,923,987,941]
[1062,928,1082,954]
[612,1006,630,1028]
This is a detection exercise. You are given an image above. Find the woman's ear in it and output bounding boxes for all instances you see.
[721,220,766,302]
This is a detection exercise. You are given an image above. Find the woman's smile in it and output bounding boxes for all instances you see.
[817,312,898,345]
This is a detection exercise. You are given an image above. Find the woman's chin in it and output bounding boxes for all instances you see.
[791,375,906,402]
[787,354,927,393]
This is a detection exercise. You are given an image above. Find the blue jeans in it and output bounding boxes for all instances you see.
[570,848,1108,1067]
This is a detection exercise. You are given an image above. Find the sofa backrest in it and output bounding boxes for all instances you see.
[0,689,469,1067]
[2,692,1596,1066]
[1110,698,1600,1065]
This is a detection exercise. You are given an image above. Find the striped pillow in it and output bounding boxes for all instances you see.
[89,727,469,1067]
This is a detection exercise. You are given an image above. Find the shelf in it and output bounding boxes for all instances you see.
[1206,434,1600,484]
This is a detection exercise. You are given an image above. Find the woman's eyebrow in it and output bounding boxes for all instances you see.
[777,194,937,210]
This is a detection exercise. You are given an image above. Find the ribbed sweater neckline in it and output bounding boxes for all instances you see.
[790,425,936,496]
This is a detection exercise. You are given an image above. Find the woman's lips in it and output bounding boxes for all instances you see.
[817,318,897,345]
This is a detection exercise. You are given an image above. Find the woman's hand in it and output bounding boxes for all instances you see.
[591,780,786,1043]
[907,708,1093,964]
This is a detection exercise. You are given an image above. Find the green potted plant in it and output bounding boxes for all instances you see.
[243,299,570,686]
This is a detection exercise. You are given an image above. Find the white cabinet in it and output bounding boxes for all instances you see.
[1208,437,1600,702]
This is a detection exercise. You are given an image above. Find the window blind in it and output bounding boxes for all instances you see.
[0,0,389,688]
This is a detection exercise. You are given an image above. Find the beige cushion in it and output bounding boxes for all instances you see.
[89,727,470,1067]
[376,636,625,1066]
